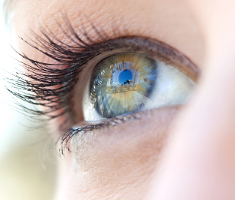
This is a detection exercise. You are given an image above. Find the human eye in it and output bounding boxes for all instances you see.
[7,15,199,153]
[83,51,195,121]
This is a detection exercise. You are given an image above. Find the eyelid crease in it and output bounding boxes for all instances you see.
[6,15,199,133]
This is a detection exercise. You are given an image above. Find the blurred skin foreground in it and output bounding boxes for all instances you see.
[11,0,235,199]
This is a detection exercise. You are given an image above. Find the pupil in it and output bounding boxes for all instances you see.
[119,69,133,85]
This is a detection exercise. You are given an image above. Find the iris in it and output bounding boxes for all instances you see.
[89,53,158,118]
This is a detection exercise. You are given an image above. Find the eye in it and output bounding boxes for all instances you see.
[83,52,195,121]
[9,26,198,132]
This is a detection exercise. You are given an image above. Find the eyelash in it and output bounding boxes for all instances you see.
[6,15,198,154]
[7,16,123,129]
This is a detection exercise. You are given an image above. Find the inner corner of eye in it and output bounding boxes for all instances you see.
[82,52,195,122]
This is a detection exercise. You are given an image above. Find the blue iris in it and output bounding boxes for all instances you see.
[89,53,158,118]
[119,69,133,85]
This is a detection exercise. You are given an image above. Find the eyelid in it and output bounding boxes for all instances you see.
[81,37,199,82]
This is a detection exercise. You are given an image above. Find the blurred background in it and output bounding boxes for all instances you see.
[0,1,57,200]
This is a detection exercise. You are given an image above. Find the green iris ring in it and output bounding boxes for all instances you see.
[89,53,158,118]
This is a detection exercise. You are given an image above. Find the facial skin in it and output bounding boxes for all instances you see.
[10,0,235,199]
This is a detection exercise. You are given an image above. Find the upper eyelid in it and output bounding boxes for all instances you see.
[78,36,199,84]
[69,34,198,89]
[20,15,199,75]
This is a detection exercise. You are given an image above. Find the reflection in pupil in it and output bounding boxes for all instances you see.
[119,69,133,85]
[90,53,158,118]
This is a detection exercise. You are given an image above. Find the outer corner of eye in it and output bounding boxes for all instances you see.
[82,51,196,122]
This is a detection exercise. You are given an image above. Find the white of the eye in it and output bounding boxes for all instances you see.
[82,62,194,122]
[83,86,102,121]
[143,61,194,111]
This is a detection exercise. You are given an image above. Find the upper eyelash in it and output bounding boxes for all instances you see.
[6,15,128,130]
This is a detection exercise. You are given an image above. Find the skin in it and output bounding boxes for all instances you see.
[10,0,235,199]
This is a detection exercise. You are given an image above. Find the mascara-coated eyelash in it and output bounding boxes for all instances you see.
[6,16,134,130]
[6,16,198,150]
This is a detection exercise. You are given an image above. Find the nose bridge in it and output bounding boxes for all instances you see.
[147,2,235,198]
[177,58,235,175]
[147,50,235,200]
[184,0,235,160]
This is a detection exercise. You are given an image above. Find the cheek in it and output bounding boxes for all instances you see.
[56,107,178,200]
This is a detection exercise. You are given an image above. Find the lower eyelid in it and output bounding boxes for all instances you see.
[60,105,181,156]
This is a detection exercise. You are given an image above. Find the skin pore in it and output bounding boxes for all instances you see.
[9,0,235,199]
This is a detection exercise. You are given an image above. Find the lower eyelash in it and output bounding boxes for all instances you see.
[59,111,143,155]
